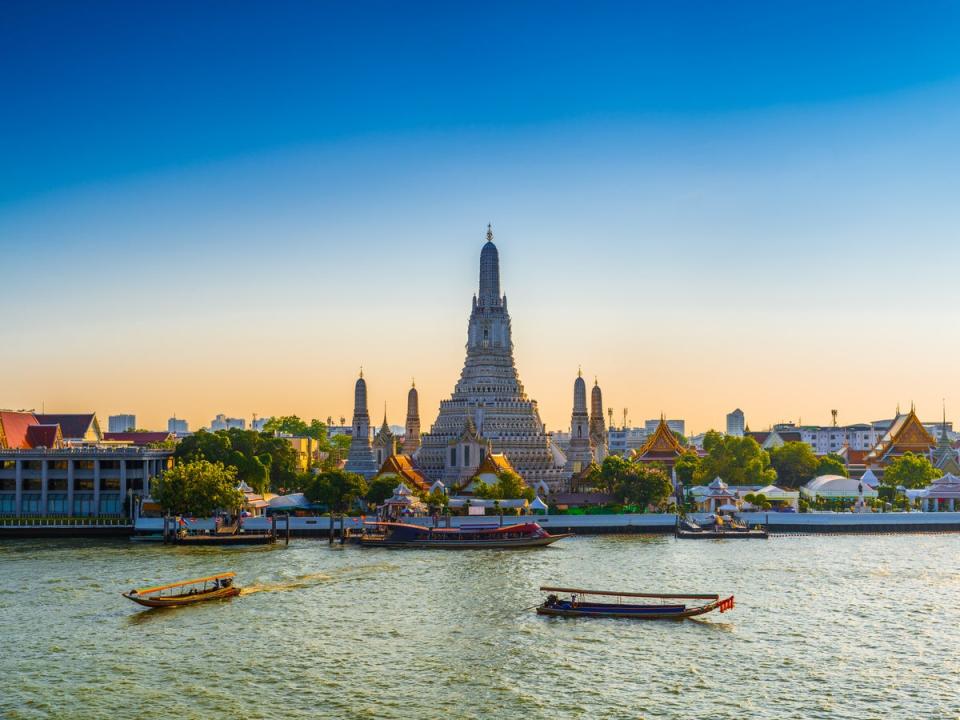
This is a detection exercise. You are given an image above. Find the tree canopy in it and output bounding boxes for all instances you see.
[261,415,329,442]
[305,470,368,512]
[882,452,942,489]
[473,470,535,501]
[365,475,401,506]
[174,428,301,494]
[769,442,819,488]
[584,456,672,510]
[673,451,701,486]
[152,459,245,517]
[694,435,776,486]
[816,453,849,478]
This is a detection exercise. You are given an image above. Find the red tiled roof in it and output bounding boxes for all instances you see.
[0,411,39,449]
[35,414,97,440]
[25,424,62,449]
[103,432,172,446]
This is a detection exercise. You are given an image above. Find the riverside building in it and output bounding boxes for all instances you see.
[0,411,172,518]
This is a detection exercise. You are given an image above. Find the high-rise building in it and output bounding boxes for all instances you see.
[344,372,377,478]
[108,414,136,433]
[210,414,245,431]
[167,417,189,435]
[416,226,568,489]
[402,381,421,454]
[564,370,593,475]
[726,408,745,437]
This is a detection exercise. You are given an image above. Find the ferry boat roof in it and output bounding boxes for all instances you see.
[133,572,235,595]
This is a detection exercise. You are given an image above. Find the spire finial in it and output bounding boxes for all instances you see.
[578,365,582,378]
[594,376,598,386]
[911,400,915,413]
[411,377,416,389]
[359,365,363,379]
[486,223,493,242]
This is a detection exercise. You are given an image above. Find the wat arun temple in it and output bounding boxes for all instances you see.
[346,226,598,491]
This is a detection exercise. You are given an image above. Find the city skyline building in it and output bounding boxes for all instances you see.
[108,414,136,433]
[167,417,189,435]
[726,408,745,437]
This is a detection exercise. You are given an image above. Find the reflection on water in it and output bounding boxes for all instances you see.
[1,535,959,719]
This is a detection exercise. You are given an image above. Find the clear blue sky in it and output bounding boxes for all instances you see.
[2,1,959,432]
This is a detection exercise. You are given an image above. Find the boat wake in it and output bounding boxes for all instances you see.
[240,563,398,596]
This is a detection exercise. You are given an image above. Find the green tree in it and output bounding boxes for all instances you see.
[816,453,849,478]
[425,488,449,513]
[305,470,368,512]
[595,455,633,494]
[619,464,673,511]
[674,451,701,486]
[152,460,245,517]
[366,475,401,506]
[262,415,309,436]
[174,429,299,493]
[769,442,819,489]
[882,452,942,489]
[694,435,776,487]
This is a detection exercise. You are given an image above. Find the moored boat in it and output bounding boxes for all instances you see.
[360,521,571,549]
[122,572,240,608]
[536,586,735,619]
[675,518,768,539]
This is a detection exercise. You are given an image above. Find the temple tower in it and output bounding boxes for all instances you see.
[589,378,608,462]
[372,409,397,468]
[344,371,378,478]
[402,381,421,454]
[565,370,594,475]
[417,226,569,489]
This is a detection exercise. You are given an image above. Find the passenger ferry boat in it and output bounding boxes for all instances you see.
[360,521,571,549]
[122,572,240,608]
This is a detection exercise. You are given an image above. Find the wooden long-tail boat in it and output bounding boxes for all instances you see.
[360,521,572,549]
[536,586,735,619]
[122,572,240,608]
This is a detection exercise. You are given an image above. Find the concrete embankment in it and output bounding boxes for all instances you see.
[4,512,960,538]
[129,512,960,537]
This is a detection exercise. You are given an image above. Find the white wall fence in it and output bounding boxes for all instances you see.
[133,511,960,535]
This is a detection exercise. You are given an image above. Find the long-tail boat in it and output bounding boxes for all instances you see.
[360,521,572,549]
[536,586,735,619]
[122,572,240,608]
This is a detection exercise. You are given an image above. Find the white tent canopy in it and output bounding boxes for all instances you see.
[802,475,878,499]
[530,496,548,511]
[268,493,310,509]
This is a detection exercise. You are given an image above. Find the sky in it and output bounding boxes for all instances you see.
[2,1,960,434]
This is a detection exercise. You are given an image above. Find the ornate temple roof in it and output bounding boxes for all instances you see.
[864,408,935,465]
[634,416,685,460]
[376,454,431,494]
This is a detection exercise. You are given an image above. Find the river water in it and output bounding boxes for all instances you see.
[1,534,958,719]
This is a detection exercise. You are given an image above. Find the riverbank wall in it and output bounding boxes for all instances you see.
[3,512,960,538]
[129,511,960,537]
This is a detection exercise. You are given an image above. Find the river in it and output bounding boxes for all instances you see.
[1,534,957,719]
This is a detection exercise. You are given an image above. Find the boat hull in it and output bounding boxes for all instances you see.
[675,529,768,539]
[168,534,276,545]
[123,587,240,608]
[360,533,572,549]
[537,596,732,620]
